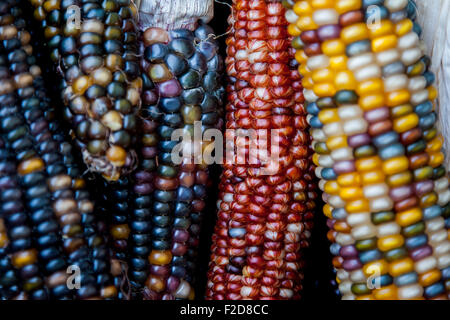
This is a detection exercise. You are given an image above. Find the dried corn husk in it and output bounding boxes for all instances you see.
[138,0,214,30]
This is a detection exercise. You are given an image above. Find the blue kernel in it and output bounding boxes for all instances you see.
[373,131,399,148]
[394,272,418,287]
[378,143,405,160]
[423,205,442,220]
[414,101,433,116]
[405,234,428,249]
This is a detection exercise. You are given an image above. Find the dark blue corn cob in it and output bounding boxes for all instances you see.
[28,0,142,181]
[139,21,224,300]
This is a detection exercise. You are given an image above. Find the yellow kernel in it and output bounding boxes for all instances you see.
[302,76,314,89]
[356,156,382,172]
[288,23,302,37]
[329,55,348,71]
[313,83,336,97]
[356,79,384,96]
[363,260,389,277]
[335,71,357,90]
[293,1,312,15]
[391,104,413,118]
[359,94,385,111]
[324,181,340,195]
[393,113,419,133]
[420,192,438,208]
[149,250,172,266]
[346,199,370,213]
[322,39,346,56]
[296,50,308,64]
[298,64,310,76]
[429,86,438,100]
[386,171,413,187]
[369,20,394,38]
[323,204,333,219]
[18,158,45,176]
[0,232,8,249]
[340,187,363,200]
[386,89,411,107]
[312,68,335,84]
[335,0,362,14]
[326,135,347,150]
[373,284,398,300]
[382,156,409,175]
[372,35,398,52]
[428,152,444,168]
[319,109,339,124]
[311,0,335,9]
[395,19,413,36]
[312,153,320,166]
[426,136,444,153]
[396,207,422,227]
[296,16,317,31]
[12,249,38,268]
[389,258,414,277]
[356,295,375,300]
[341,23,370,44]
[43,0,60,12]
[337,172,360,187]
[106,146,127,167]
[72,76,92,95]
[378,235,404,251]
[360,170,385,184]
[418,270,441,287]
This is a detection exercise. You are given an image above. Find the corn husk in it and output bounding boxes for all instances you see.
[137,0,214,30]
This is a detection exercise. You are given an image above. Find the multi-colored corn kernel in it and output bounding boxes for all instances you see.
[0,0,115,299]
[285,0,449,300]
[136,0,224,299]
[205,0,315,300]
[28,0,142,181]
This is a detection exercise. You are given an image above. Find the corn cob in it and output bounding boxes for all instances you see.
[285,0,449,300]
[1,0,116,299]
[28,0,142,181]
[205,0,315,300]
[137,0,224,299]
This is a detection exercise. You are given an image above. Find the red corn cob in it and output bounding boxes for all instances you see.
[206,0,315,300]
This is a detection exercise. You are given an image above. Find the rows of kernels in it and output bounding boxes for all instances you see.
[382,0,450,300]
[0,12,71,299]
[206,0,314,300]
[97,177,131,299]
[139,22,224,300]
[0,137,39,299]
[288,41,317,295]
[1,0,115,299]
[29,44,117,299]
[285,0,449,299]
[28,0,142,180]
[11,26,114,300]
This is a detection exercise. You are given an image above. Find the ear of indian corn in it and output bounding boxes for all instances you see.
[206,0,316,300]
[137,0,224,299]
[285,0,449,300]
[28,0,142,181]
[0,0,116,299]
